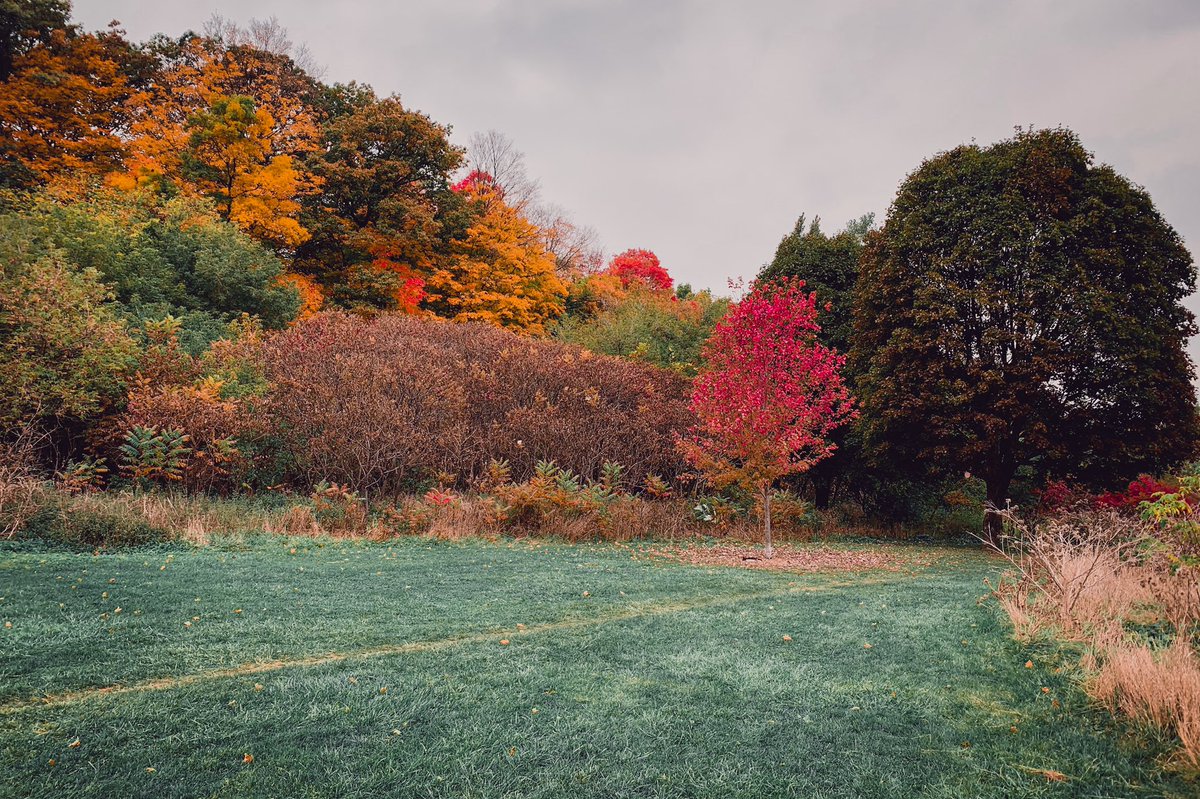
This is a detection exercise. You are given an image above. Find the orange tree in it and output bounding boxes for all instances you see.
[423,171,565,335]
[0,26,145,189]
[681,278,856,557]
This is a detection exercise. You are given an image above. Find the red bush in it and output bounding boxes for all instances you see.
[605,249,673,292]
[1096,475,1175,511]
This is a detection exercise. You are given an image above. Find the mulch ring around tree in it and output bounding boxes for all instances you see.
[642,544,931,573]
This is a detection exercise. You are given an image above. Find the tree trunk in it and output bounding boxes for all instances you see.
[983,467,1014,547]
[813,473,833,510]
[762,485,774,559]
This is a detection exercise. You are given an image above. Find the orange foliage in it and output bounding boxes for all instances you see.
[0,29,135,187]
[278,272,325,319]
[115,38,319,244]
[424,180,565,334]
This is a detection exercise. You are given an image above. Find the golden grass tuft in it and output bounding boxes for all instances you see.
[988,508,1200,768]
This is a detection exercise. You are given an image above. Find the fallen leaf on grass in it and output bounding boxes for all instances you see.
[68,739,80,749]
[1025,660,1033,669]
[782,635,792,642]
[242,754,254,764]
[1018,766,1067,782]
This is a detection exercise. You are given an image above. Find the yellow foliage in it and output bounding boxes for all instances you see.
[425,185,566,335]
[114,38,319,247]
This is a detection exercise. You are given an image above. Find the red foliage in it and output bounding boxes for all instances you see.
[368,257,425,313]
[1034,479,1093,515]
[681,277,856,492]
[605,249,673,292]
[451,169,498,195]
[1096,475,1175,510]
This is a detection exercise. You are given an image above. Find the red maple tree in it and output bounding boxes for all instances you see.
[680,278,857,557]
[605,249,672,292]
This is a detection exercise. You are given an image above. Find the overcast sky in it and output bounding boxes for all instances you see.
[75,0,1200,361]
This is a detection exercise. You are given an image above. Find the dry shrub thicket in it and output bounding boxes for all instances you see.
[989,508,1200,768]
[261,313,694,494]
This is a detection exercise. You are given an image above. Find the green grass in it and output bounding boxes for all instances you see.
[0,536,1191,798]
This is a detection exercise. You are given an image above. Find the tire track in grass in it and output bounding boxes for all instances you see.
[0,578,872,715]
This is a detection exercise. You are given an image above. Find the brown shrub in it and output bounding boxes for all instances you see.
[259,313,693,495]
[426,498,504,540]
[990,508,1150,635]
[115,378,260,493]
[1090,640,1200,768]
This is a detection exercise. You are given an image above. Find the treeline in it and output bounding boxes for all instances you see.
[0,3,723,480]
[759,128,1197,529]
[2,3,1197,533]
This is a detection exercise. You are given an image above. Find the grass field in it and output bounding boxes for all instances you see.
[0,536,1190,798]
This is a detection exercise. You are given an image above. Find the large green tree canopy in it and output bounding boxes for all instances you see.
[757,213,873,356]
[852,127,1198,534]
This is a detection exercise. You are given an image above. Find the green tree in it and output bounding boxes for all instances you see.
[296,90,464,311]
[555,287,728,376]
[757,213,873,355]
[852,127,1198,539]
[0,189,299,351]
[0,253,138,428]
[0,0,70,80]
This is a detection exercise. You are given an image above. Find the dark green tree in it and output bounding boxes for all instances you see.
[757,213,873,355]
[852,127,1198,539]
[0,0,71,80]
[296,91,465,311]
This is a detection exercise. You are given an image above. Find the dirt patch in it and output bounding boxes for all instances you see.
[644,543,924,573]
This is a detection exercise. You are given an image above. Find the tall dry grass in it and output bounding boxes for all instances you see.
[0,423,49,538]
[988,508,1200,768]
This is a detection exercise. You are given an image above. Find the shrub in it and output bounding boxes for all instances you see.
[260,313,693,495]
[309,481,368,535]
[102,317,273,493]
[1097,474,1176,512]
[988,505,1200,767]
